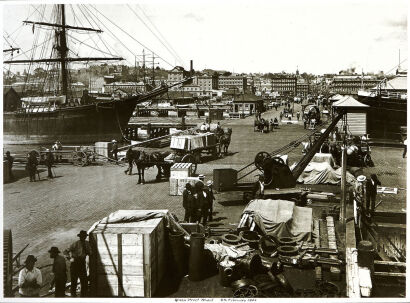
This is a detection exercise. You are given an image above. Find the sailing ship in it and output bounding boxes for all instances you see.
[3,4,189,144]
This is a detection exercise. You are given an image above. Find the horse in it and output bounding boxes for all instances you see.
[218,128,232,155]
[129,150,171,184]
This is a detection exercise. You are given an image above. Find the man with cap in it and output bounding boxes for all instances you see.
[48,247,67,297]
[111,140,118,161]
[69,230,92,297]
[45,149,55,179]
[206,180,216,222]
[4,151,14,180]
[253,175,265,199]
[182,183,196,222]
[18,255,42,297]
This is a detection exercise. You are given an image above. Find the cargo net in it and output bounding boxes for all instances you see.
[236,121,331,184]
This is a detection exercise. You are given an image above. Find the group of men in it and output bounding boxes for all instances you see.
[182,180,215,225]
[18,230,92,297]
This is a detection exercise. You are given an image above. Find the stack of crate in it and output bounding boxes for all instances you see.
[169,163,200,195]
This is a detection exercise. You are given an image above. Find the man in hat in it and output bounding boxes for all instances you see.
[18,255,42,297]
[206,180,216,222]
[4,151,14,180]
[182,183,196,222]
[26,152,38,182]
[195,181,208,225]
[48,247,67,297]
[366,174,381,215]
[52,141,63,161]
[111,140,118,161]
[253,175,265,199]
[69,230,92,297]
[124,147,134,175]
[45,149,55,179]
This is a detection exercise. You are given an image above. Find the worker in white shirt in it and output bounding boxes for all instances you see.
[18,255,42,297]
[200,122,207,132]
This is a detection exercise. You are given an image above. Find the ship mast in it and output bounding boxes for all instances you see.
[4,4,124,97]
[59,4,69,96]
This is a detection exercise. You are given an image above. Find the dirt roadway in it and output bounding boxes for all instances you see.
[3,103,406,296]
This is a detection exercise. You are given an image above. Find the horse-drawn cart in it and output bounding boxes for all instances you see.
[170,132,219,174]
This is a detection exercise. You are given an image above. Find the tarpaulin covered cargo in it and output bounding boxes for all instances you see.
[296,153,357,186]
[242,199,312,242]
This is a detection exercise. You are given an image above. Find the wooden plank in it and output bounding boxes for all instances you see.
[97,244,143,255]
[97,264,144,275]
[97,254,143,265]
[374,260,406,267]
[97,274,145,285]
[89,233,98,296]
[313,219,320,248]
[96,234,142,247]
[143,233,151,297]
[346,247,361,298]
[358,267,372,297]
[123,285,145,297]
[374,272,406,278]
[117,234,123,297]
[319,219,329,248]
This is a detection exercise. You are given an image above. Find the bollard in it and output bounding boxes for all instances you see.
[189,232,205,281]
[358,240,374,274]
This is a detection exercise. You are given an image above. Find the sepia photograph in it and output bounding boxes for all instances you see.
[1,0,408,300]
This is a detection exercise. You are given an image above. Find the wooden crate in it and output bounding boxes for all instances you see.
[170,163,192,178]
[169,177,179,196]
[95,142,113,158]
[89,210,168,297]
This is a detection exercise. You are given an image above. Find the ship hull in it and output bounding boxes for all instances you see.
[357,94,407,139]
[3,97,139,144]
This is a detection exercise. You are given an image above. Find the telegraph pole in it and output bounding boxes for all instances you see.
[142,49,145,85]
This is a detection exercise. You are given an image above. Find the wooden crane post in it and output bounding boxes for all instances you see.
[340,146,347,224]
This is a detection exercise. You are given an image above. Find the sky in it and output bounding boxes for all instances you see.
[2,0,408,75]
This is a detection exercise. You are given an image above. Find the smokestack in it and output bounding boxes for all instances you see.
[190,60,193,76]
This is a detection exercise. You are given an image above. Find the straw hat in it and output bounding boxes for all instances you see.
[357,175,366,182]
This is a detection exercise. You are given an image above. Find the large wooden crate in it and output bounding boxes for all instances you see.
[89,210,168,297]
[170,163,192,178]
[95,142,113,158]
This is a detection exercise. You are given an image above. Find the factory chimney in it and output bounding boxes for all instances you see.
[190,60,193,76]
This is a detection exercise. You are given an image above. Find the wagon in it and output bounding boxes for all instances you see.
[71,146,97,166]
[170,132,219,174]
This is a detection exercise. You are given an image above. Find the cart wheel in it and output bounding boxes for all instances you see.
[72,151,86,166]
[3,229,13,297]
[181,154,197,174]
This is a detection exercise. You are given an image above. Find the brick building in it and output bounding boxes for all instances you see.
[271,75,297,96]
[194,75,219,91]
[330,75,380,95]
[218,76,247,92]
